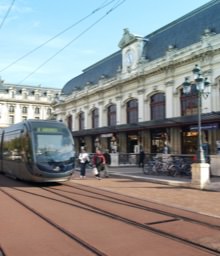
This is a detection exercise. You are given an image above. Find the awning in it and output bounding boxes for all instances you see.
[72,111,220,137]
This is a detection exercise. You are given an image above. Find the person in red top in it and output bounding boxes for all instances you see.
[92,148,106,180]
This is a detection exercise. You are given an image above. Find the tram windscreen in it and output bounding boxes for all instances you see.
[34,126,74,164]
[37,134,63,151]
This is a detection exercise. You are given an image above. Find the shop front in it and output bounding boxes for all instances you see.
[72,112,220,164]
[151,128,171,154]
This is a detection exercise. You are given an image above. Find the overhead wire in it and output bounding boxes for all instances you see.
[0,0,15,30]
[18,0,126,85]
[0,0,117,73]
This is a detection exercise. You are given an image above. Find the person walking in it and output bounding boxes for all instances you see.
[78,148,90,179]
[138,149,145,168]
[92,148,105,180]
[103,149,111,178]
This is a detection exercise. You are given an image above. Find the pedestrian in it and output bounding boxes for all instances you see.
[78,148,90,179]
[163,143,170,154]
[103,149,111,178]
[92,148,106,180]
[138,149,145,168]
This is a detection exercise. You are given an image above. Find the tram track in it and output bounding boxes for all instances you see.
[42,184,220,255]
[1,182,220,255]
[0,187,107,256]
[62,183,220,230]
[1,180,220,255]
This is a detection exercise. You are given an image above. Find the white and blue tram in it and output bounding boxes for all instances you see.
[0,120,75,182]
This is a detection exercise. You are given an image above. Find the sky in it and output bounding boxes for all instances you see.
[0,0,210,89]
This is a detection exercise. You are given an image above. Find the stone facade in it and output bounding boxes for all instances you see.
[54,1,220,155]
[0,80,61,128]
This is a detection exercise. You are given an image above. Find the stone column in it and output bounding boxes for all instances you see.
[98,100,104,127]
[137,88,145,122]
[116,96,122,125]
[191,163,210,189]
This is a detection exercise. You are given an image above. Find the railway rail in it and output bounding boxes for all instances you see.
[45,183,220,254]
[0,176,220,255]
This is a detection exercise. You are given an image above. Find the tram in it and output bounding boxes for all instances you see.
[0,119,75,182]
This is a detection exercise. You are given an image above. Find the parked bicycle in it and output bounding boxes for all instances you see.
[143,154,176,176]
[153,154,176,176]
[143,157,157,175]
[172,156,191,177]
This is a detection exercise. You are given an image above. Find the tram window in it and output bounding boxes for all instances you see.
[36,134,62,153]
[2,131,23,160]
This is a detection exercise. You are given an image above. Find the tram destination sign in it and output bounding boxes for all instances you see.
[36,127,61,133]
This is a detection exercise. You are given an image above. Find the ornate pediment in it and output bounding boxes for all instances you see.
[118,28,137,49]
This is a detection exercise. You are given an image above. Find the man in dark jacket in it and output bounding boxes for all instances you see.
[103,149,111,178]
[139,150,145,168]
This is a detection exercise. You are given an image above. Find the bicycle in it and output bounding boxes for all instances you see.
[143,158,157,175]
[153,154,176,176]
[172,157,191,177]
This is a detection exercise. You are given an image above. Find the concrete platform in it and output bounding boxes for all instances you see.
[108,166,220,191]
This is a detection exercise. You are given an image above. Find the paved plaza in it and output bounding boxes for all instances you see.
[72,166,220,219]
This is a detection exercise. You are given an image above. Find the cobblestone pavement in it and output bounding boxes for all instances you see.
[71,167,220,219]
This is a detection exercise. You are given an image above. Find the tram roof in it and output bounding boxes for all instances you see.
[62,0,220,95]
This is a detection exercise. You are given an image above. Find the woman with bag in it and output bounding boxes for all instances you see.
[78,148,90,179]
[92,148,106,180]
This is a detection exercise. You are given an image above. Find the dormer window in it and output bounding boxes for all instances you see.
[11,91,15,98]
[23,92,28,99]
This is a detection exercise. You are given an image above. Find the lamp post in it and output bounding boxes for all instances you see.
[182,64,211,163]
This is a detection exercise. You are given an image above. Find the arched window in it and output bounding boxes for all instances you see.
[79,112,85,130]
[127,99,138,124]
[67,115,72,131]
[107,104,116,126]
[150,93,165,120]
[180,86,198,116]
[92,108,99,128]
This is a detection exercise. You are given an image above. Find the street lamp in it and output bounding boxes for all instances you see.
[182,64,211,163]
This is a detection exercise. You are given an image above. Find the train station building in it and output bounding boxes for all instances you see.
[54,1,220,165]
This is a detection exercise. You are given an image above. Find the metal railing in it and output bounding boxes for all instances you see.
[118,153,195,165]
[75,152,196,166]
[142,153,193,177]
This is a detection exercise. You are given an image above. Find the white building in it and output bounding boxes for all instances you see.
[54,1,220,156]
[0,79,61,128]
